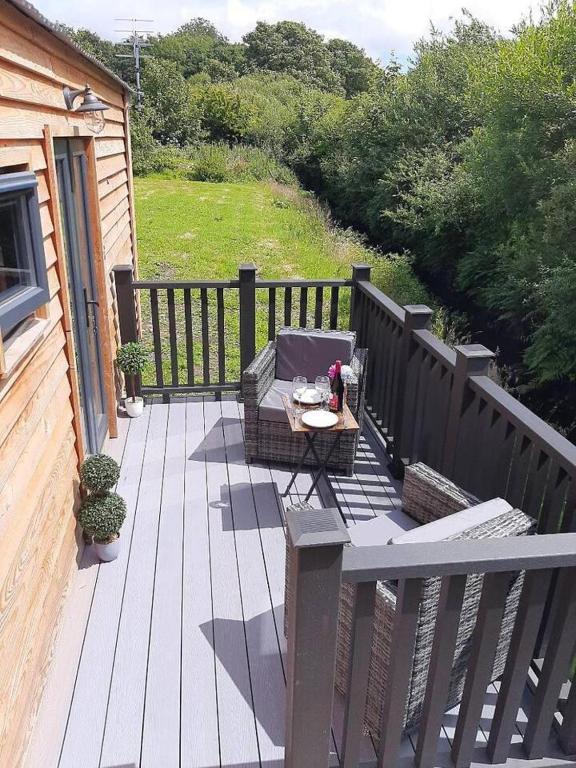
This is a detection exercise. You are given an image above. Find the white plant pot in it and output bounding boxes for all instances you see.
[94,536,121,562]
[125,396,144,418]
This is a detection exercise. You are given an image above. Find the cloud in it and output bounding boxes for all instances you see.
[35,0,538,62]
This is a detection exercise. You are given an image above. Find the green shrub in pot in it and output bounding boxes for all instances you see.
[78,454,126,562]
[116,342,148,418]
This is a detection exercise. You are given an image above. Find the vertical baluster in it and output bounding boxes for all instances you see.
[506,435,534,510]
[299,286,308,328]
[284,286,292,326]
[167,288,178,386]
[314,286,323,328]
[377,578,423,768]
[416,575,467,768]
[452,571,512,768]
[482,412,515,500]
[217,287,225,385]
[523,450,552,531]
[341,581,377,768]
[150,288,164,392]
[487,569,553,764]
[559,671,576,755]
[524,566,576,759]
[268,286,276,341]
[539,464,568,535]
[183,288,194,386]
[200,287,210,386]
[330,286,339,329]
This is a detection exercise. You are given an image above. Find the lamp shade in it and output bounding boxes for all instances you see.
[75,86,109,113]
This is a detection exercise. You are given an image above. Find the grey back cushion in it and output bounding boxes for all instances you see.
[275,328,355,382]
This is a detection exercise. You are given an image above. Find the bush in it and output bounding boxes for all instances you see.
[117,342,148,401]
[78,493,127,543]
[80,454,120,495]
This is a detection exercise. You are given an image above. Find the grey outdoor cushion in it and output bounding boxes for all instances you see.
[275,328,355,382]
[258,379,294,423]
[389,497,513,545]
[348,509,419,546]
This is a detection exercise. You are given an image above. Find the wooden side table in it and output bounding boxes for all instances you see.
[281,394,359,523]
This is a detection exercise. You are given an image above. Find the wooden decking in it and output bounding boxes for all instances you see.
[25,397,573,768]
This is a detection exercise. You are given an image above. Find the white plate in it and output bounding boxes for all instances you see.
[293,387,322,405]
[301,410,338,429]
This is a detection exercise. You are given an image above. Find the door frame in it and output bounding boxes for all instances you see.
[54,138,112,454]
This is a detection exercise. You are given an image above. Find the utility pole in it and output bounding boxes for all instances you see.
[115,18,154,109]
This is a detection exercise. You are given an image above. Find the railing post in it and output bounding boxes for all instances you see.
[349,263,371,341]
[441,344,495,479]
[113,265,141,397]
[285,505,350,768]
[239,263,257,374]
[389,304,433,478]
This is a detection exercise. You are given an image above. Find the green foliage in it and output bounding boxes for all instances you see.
[243,21,343,93]
[80,454,120,495]
[78,493,127,543]
[326,38,380,97]
[141,58,203,145]
[197,84,254,143]
[117,342,148,401]
[116,342,148,376]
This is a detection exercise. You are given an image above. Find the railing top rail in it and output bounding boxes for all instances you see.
[255,278,352,289]
[412,328,457,369]
[469,375,576,474]
[357,280,405,324]
[341,532,576,582]
[133,279,240,289]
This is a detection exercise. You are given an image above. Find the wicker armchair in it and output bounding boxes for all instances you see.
[242,328,368,475]
[285,463,536,738]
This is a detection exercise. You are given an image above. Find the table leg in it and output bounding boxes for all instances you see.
[305,432,343,500]
[282,433,315,498]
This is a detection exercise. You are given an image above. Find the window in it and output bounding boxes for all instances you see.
[0,171,48,334]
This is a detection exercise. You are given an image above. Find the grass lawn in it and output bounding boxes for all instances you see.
[134,177,433,385]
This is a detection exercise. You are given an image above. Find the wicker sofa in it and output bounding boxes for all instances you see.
[242,327,368,475]
[285,462,536,738]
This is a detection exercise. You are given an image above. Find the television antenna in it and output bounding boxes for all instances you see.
[115,18,154,109]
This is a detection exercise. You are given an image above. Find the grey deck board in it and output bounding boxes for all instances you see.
[204,397,260,766]
[24,397,572,768]
[180,396,220,767]
[142,400,187,767]
[99,404,169,768]
[59,404,154,768]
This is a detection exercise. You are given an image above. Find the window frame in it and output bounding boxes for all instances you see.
[0,171,49,334]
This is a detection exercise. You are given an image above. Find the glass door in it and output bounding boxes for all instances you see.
[55,139,107,453]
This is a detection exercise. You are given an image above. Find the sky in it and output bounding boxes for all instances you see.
[35,0,539,63]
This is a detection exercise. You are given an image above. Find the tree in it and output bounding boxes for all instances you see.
[243,21,342,93]
[142,58,203,145]
[326,38,378,97]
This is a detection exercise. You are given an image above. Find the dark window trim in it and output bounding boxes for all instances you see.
[0,171,49,334]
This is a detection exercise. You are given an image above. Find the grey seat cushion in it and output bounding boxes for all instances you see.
[389,497,513,545]
[275,328,355,382]
[259,379,294,423]
[348,509,419,546]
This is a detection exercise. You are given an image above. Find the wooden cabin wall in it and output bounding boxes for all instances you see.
[0,2,135,764]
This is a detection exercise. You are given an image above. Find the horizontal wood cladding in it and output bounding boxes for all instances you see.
[0,4,134,765]
[0,0,125,108]
[0,58,124,122]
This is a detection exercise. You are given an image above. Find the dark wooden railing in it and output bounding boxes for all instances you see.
[285,506,576,768]
[113,264,352,397]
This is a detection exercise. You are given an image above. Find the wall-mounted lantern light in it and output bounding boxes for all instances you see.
[63,84,109,134]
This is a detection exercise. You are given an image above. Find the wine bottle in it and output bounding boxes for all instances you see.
[330,360,345,412]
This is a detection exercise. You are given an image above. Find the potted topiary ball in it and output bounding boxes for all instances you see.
[78,493,127,562]
[78,454,126,562]
[116,341,147,418]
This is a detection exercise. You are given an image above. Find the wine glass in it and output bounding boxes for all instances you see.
[292,376,307,415]
[315,375,330,410]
